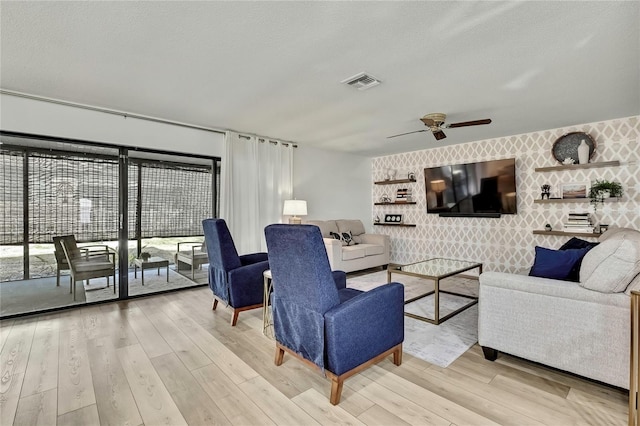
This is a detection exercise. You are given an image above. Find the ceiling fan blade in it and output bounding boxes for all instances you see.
[433,130,447,140]
[447,119,492,128]
[387,129,429,139]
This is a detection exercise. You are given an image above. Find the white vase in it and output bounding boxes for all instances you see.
[577,139,590,164]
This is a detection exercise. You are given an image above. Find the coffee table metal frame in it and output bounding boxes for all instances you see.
[263,269,274,338]
[134,256,170,286]
[387,257,482,325]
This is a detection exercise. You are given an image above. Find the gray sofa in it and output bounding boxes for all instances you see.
[305,219,390,273]
[478,227,640,389]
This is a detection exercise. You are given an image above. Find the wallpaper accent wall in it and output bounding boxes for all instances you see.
[372,116,640,273]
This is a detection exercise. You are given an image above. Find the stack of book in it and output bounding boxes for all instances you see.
[563,212,594,233]
[396,188,413,203]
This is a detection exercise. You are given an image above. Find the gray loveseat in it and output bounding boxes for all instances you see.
[306,219,390,273]
[478,227,640,389]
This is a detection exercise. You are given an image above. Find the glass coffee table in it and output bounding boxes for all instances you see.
[387,258,482,325]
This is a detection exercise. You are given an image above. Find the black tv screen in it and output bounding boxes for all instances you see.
[424,158,517,216]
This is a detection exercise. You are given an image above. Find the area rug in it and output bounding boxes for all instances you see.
[347,270,479,368]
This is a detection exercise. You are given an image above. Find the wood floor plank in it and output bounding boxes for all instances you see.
[57,404,101,426]
[152,352,231,426]
[0,319,15,353]
[357,404,412,426]
[566,387,627,424]
[381,362,545,426]
[493,351,627,404]
[167,312,259,384]
[0,321,36,425]
[192,362,276,425]
[116,344,187,426]
[86,336,143,426]
[57,327,96,415]
[120,306,173,358]
[21,319,59,397]
[141,308,212,371]
[364,365,500,425]
[291,388,367,426]
[358,381,451,426]
[13,388,57,426]
[238,376,321,425]
[425,366,578,425]
[0,372,24,426]
[490,374,619,426]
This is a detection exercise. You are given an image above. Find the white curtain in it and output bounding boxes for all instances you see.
[220,131,293,254]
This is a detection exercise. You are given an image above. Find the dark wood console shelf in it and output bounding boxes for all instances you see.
[532,230,600,237]
[374,178,417,185]
[374,223,416,227]
[534,161,620,172]
[534,198,619,204]
[374,202,417,205]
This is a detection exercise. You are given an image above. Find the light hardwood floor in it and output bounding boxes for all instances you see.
[0,285,627,425]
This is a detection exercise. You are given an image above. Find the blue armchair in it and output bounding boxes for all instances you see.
[264,224,404,404]
[202,218,269,326]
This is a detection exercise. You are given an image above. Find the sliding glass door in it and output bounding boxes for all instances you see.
[0,132,219,318]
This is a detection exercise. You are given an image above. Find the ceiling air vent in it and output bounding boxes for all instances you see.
[341,72,381,91]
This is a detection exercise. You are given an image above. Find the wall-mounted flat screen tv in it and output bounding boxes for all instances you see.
[424,158,517,217]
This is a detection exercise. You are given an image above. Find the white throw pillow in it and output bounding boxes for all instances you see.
[580,237,640,293]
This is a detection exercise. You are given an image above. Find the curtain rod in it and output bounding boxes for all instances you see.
[240,135,297,148]
[2,89,299,148]
[1,89,226,134]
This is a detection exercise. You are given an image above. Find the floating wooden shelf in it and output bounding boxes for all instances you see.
[373,223,416,227]
[532,230,600,237]
[374,202,417,205]
[374,178,417,185]
[534,198,619,204]
[534,160,620,172]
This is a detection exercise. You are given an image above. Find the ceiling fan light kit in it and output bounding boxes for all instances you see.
[388,112,492,141]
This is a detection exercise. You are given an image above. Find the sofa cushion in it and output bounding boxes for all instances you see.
[558,237,599,282]
[342,246,365,261]
[306,220,339,238]
[529,246,590,280]
[599,227,640,243]
[580,237,640,293]
[359,243,384,256]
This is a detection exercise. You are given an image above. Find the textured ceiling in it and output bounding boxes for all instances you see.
[1,1,638,157]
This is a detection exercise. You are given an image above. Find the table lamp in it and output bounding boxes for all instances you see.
[283,200,307,224]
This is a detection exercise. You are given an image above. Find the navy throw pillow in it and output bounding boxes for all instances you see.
[529,246,591,281]
[558,237,599,282]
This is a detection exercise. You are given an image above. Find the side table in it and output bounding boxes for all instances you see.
[134,256,170,285]
[263,269,274,338]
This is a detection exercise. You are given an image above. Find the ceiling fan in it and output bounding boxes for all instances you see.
[387,113,492,141]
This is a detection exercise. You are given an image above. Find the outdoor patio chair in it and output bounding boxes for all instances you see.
[264,224,404,404]
[174,241,209,280]
[53,235,116,289]
[57,235,116,300]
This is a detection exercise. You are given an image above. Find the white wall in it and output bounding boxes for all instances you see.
[294,145,372,229]
[0,93,224,157]
[1,93,372,228]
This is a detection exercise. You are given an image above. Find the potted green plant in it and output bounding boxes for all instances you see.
[589,179,623,210]
[139,251,151,261]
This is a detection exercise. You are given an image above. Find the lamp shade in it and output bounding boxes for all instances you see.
[283,200,307,216]
[431,179,446,192]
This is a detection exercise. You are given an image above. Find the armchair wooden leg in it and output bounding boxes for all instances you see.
[330,377,344,405]
[275,346,285,366]
[230,310,239,326]
[212,299,218,310]
[393,344,403,366]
